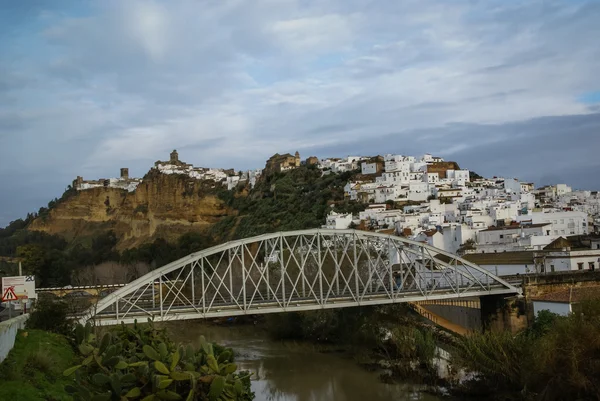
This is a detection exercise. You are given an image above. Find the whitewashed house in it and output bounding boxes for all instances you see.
[323,212,353,230]
[532,287,600,316]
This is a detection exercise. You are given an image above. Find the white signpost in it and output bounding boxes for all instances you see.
[1,276,36,301]
[1,276,36,319]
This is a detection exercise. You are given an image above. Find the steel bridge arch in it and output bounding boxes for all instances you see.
[81,229,520,325]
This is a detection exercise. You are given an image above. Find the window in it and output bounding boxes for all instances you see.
[551,264,555,272]
[589,262,596,271]
[499,234,504,239]
[546,230,551,235]
[578,263,584,270]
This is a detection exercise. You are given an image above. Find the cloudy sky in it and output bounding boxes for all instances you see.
[1,0,599,227]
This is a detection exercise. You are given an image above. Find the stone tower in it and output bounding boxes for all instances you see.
[120,168,129,180]
[170,149,179,164]
[73,176,83,189]
[294,151,300,167]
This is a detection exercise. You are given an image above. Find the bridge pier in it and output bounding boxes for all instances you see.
[480,294,527,333]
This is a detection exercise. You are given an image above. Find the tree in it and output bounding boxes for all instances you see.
[16,244,46,276]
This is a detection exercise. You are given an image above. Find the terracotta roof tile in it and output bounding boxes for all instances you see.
[532,286,600,303]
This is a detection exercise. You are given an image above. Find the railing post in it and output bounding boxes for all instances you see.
[228,248,233,303]
[159,275,163,319]
[335,234,340,297]
[201,258,206,315]
[318,233,323,304]
[300,236,306,298]
[354,233,359,300]
[388,238,393,299]
[191,264,195,306]
[152,280,155,310]
[280,235,286,306]
[242,244,247,312]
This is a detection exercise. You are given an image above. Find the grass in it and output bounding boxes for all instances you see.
[0,329,76,401]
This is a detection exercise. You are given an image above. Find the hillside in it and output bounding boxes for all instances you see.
[0,163,362,287]
[28,169,233,250]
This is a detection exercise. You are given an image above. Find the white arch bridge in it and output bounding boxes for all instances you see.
[81,229,520,326]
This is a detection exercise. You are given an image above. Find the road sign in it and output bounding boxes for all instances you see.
[1,276,36,300]
[2,287,18,302]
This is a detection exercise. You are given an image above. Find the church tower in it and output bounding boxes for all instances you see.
[294,151,300,167]
[170,149,179,164]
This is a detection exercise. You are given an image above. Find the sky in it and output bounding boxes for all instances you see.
[1,0,600,227]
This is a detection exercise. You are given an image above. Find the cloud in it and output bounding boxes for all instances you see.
[1,0,599,226]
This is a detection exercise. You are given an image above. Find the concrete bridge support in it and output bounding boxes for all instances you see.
[480,294,527,333]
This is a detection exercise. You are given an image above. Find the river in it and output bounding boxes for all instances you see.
[164,321,442,401]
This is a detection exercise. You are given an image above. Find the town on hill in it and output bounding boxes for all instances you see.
[1,148,599,288]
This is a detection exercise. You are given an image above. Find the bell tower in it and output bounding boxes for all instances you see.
[170,149,179,164]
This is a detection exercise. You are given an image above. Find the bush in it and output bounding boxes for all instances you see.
[23,349,55,376]
[26,296,73,335]
[453,301,600,400]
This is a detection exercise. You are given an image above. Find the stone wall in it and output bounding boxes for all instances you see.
[481,294,528,333]
[0,314,29,363]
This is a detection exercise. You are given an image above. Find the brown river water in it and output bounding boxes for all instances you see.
[163,321,442,401]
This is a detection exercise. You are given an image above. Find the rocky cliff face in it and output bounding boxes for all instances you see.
[29,169,234,249]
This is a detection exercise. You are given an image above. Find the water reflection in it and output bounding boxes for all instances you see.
[164,322,440,401]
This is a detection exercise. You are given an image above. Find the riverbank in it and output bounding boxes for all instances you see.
[0,329,76,401]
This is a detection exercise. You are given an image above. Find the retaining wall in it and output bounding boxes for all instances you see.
[0,314,29,363]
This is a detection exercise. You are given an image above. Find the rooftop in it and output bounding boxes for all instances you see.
[532,286,600,303]
[436,251,535,265]
[479,223,550,232]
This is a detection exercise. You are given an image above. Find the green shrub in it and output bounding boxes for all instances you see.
[26,295,73,335]
[23,348,55,376]
[454,301,600,400]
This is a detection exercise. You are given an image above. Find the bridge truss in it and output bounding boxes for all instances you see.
[81,229,520,325]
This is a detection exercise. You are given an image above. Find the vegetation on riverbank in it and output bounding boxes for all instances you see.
[452,302,600,401]
[0,329,76,401]
[1,302,255,400]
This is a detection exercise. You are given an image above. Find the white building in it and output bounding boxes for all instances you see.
[532,287,600,316]
[475,223,555,253]
[413,229,445,250]
[323,212,353,230]
[517,211,588,236]
[361,162,378,175]
[446,169,470,186]
[500,178,521,195]
[225,175,240,190]
[534,237,600,273]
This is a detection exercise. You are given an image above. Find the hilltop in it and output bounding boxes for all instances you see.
[0,151,364,286]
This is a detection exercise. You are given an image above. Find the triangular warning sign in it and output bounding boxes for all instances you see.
[2,287,18,302]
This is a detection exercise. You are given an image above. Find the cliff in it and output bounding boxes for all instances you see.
[28,169,234,250]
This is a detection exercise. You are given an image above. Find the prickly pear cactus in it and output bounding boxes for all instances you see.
[64,319,254,401]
